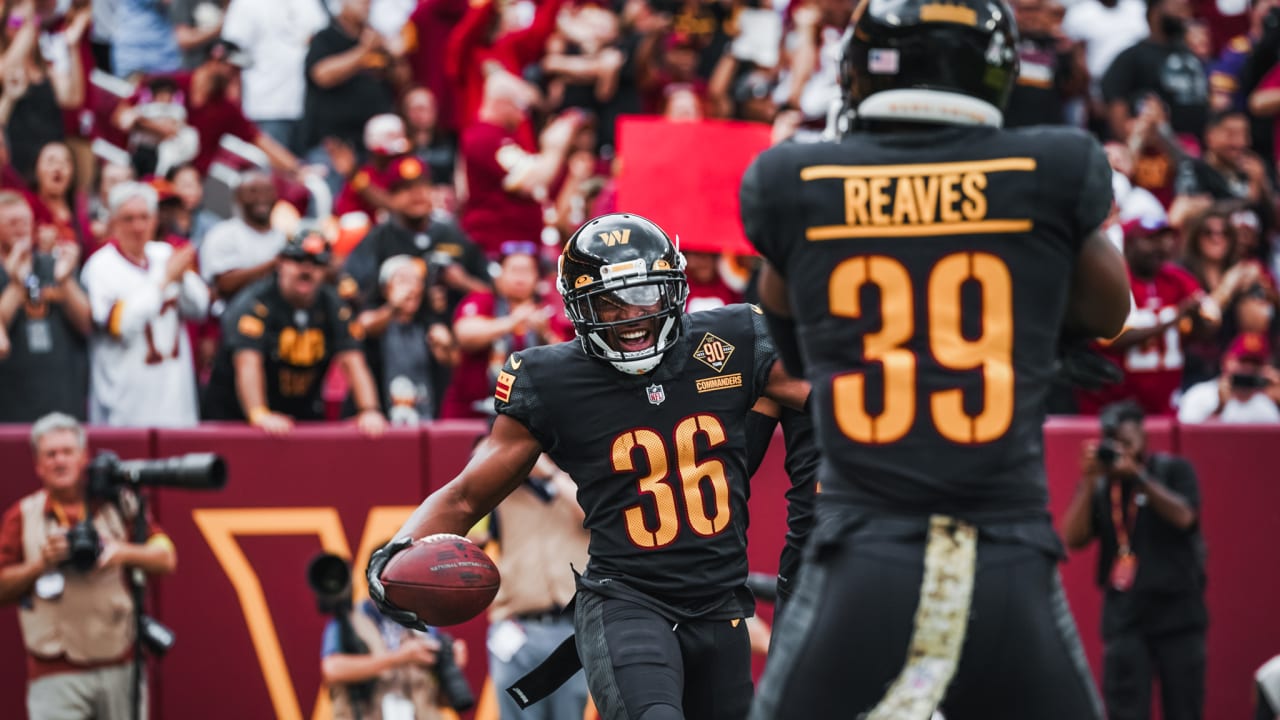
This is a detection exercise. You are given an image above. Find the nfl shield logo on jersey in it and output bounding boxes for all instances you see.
[647,384,666,406]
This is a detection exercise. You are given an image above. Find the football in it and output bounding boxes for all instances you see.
[379,534,501,626]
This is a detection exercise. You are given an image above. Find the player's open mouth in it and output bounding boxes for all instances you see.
[617,327,653,352]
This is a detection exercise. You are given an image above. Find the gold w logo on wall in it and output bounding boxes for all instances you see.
[598,229,631,246]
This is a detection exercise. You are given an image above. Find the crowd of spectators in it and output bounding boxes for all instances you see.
[0,0,1278,428]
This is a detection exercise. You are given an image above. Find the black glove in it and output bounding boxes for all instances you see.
[1055,343,1123,390]
[366,536,429,632]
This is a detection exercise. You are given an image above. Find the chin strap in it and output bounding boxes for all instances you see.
[855,89,1004,128]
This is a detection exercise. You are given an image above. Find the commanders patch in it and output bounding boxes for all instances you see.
[693,333,735,373]
[696,373,742,393]
[495,370,516,403]
[238,315,264,338]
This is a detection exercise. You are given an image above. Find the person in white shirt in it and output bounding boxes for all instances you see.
[81,183,210,428]
[1177,332,1280,423]
[200,171,287,301]
[1062,0,1150,94]
[220,0,330,152]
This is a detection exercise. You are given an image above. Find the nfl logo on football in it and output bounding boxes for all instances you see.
[647,384,666,406]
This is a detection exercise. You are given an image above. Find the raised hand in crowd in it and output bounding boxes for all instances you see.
[3,65,28,102]
[63,6,92,47]
[51,242,80,285]
[4,238,32,281]
[164,244,199,286]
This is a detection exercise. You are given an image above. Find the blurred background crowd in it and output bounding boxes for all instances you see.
[0,0,1279,429]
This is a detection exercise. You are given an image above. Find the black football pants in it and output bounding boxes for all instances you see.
[574,590,752,720]
[752,520,1104,720]
[1103,625,1206,720]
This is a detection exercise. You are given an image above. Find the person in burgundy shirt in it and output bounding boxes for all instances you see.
[683,249,743,313]
[331,113,411,221]
[459,70,579,258]
[115,39,301,178]
[446,0,568,140]
[439,242,571,419]
[403,0,468,138]
[1078,217,1219,415]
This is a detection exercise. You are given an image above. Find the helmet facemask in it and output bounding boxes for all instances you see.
[559,257,689,375]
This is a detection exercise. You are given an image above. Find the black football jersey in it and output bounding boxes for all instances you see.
[495,304,778,604]
[741,125,1113,520]
[203,277,363,421]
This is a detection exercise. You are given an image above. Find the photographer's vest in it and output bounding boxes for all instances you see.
[329,608,443,720]
[17,490,134,663]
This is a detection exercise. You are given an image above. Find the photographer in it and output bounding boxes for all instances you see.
[1178,332,1280,423]
[1063,401,1208,720]
[0,413,176,720]
[310,554,468,720]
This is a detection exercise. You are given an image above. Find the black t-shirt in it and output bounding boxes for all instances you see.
[302,23,397,149]
[742,125,1113,521]
[1089,454,1208,637]
[1004,34,1073,128]
[1102,40,1210,138]
[340,217,490,411]
[0,265,88,422]
[203,276,361,421]
[496,304,778,608]
[342,217,489,318]
[169,0,222,69]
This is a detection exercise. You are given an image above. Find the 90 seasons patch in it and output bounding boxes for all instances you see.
[693,333,735,373]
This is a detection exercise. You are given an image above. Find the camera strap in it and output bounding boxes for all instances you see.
[1108,482,1140,592]
[49,499,86,527]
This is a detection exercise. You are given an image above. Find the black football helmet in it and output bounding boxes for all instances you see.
[558,213,688,375]
[840,0,1020,125]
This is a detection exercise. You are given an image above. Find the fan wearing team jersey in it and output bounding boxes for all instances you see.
[1077,217,1219,415]
[81,182,210,428]
[202,230,387,436]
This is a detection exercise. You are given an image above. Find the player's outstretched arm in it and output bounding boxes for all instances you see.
[1064,230,1131,341]
[369,415,544,629]
[395,414,543,543]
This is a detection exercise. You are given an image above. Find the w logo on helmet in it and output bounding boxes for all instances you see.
[598,229,631,246]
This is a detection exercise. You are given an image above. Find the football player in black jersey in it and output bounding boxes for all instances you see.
[368,213,808,720]
[739,1,1132,718]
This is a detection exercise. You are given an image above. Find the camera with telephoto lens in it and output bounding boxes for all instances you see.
[1095,441,1121,468]
[87,451,227,502]
[307,553,476,711]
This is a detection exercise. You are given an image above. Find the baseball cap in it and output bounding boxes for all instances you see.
[387,156,431,192]
[364,114,411,157]
[280,229,332,265]
[1224,332,1271,363]
[1121,215,1172,241]
[206,38,252,69]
